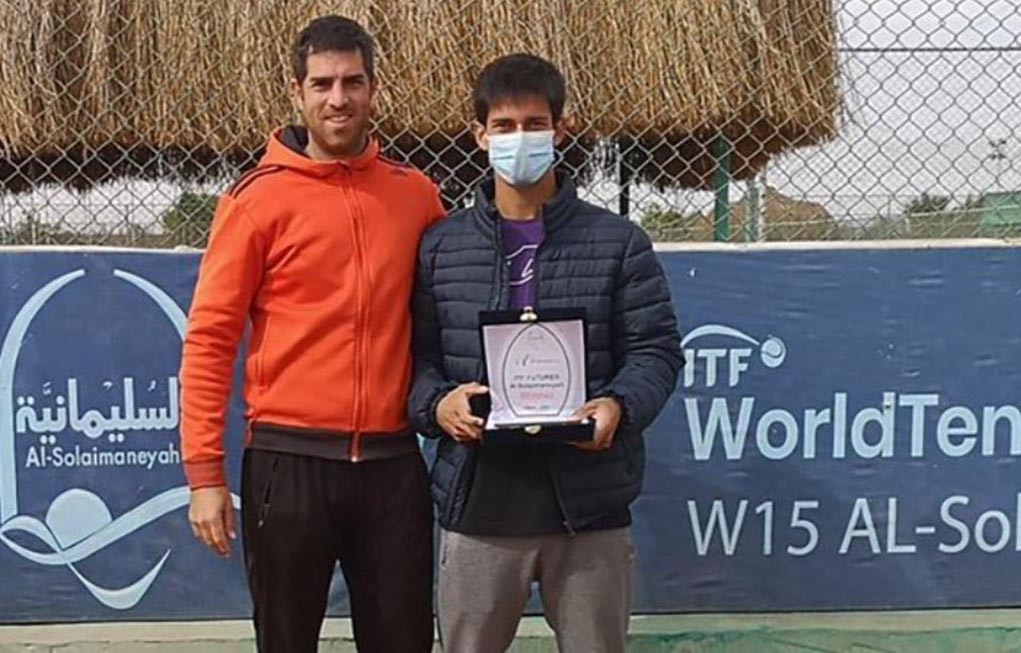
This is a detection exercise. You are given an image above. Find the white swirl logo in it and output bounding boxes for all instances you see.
[0,269,237,610]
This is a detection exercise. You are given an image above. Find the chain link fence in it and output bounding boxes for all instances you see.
[0,0,1019,247]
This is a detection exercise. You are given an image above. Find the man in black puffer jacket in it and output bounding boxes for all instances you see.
[409,54,683,653]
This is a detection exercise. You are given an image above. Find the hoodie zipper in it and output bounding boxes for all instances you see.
[342,168,368,462]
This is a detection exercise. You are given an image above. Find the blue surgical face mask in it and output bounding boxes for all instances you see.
[487,130,556,187]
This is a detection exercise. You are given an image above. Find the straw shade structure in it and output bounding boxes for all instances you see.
[0,0,840,192]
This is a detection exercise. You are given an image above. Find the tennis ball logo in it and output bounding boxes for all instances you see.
[760,337,786,368]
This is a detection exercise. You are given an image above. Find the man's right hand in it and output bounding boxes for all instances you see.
[188,486,235,558]
[436,383,488,442]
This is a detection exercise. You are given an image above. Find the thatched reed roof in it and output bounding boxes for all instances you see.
[0,0,840,193]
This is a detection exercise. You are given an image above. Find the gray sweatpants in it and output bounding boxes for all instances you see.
[437,528,634,653]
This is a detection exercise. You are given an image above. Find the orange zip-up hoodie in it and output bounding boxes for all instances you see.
[179,126,444,488]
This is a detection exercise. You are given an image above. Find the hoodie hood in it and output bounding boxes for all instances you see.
[259,125,380,176]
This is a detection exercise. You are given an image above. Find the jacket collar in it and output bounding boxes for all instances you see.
[471,172,580,238]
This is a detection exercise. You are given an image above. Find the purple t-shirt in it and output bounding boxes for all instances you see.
[501,217,544,308]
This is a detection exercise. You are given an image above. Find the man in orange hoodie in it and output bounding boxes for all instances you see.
[179,15,444,653]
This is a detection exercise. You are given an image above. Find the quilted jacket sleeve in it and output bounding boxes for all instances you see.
[598,225,684,432]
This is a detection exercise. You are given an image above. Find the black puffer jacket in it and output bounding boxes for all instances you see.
[409,174,683,531]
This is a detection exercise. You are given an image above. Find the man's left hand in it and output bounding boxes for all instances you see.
[571,397,622,451]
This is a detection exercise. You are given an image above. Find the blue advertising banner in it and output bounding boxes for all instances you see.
[1,245,1019,621]
[0,251,249,621]
[636,244,1021,612]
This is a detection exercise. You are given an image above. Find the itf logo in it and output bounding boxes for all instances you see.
[682,324,787,389]
[0,268,236,610]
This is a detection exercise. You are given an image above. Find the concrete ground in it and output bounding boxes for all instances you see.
[3,610,1021,652]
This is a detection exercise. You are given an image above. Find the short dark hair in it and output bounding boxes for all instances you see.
[292,15,375,83]
[472,54,566,124]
